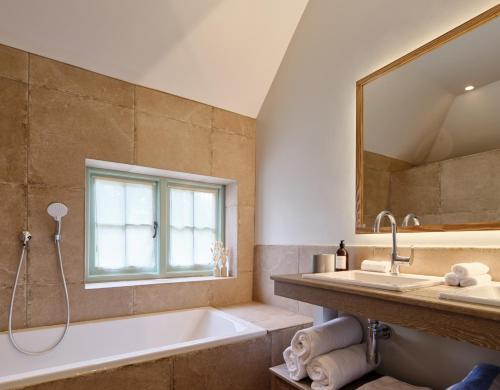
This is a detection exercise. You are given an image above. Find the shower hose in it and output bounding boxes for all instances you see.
[8,239,70,355]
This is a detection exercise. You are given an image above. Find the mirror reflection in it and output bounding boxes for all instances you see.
[362,17,500,230]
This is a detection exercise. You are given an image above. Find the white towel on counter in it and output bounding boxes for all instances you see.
[306,343,377,390]
[356,376,431,390]
[291,316,363,365]
[444,272,460,286]
[459,273,492,287]
[452,262,489,278]
[283,347,307,381]
[361,260,391,273]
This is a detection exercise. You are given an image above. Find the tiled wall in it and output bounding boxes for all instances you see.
[390,148,500,225]
[363,151,413,227]
[0,43,256,330]
[364,149,500,226]
[253,244,500,315]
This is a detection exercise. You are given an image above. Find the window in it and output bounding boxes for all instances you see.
[86,168,224,282]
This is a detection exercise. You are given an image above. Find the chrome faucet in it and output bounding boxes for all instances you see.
[402,213,420,228]
[373,210,414,275]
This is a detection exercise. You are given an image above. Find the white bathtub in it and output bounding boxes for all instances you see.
[0,307,266,389]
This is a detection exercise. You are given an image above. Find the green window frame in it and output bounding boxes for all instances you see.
[85,168,225,283]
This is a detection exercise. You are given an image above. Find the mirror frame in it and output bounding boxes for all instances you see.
[356,4,500,234]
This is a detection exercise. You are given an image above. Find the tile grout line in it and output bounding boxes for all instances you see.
[25,53,31,327]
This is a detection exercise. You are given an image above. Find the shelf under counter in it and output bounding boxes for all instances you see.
[271,273,500,351]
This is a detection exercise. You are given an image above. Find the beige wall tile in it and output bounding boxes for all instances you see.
[135,112,211,175]
[212,132,255,206]
[0,77,27,184]
[390,163,441,217]
[253,245,299,312]
[364,167,390,217]
[30,55,134,108]
[407,247,500,280]
[0,44,28,82]
[173,336,271,390]
[27,186,85,284]
[28,283,133,327]
[27,358,172,390]
[298,245,336,274]
[29,87,134,187]
[224,206,238,275]
[237,206,255,273]
[213,107,255,138]
[441,150,500,214]
[0,183,27,286]
[209,272,253,307]
[135,86,212,128]
[133,282,210,315]
[0,285,26,331]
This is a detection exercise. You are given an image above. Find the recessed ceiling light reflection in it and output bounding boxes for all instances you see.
[464,85,475,91]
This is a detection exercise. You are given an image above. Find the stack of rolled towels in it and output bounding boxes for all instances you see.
[283,316,377,390]
[444,262,491,287]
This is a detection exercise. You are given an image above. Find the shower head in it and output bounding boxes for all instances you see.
[47,203,68,221]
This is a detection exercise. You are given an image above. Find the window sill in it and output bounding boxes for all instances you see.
[85,275,235,290]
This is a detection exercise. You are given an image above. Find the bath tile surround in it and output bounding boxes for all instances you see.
[0,43,256,331]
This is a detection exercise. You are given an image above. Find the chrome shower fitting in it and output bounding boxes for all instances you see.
[19,231,32,246]
[8,202,71,355]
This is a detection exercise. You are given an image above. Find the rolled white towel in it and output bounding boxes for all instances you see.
[459,273,492,287]
[444,272,460,286]
[283,346,307,381]
[361,260,391,273]
[291,316,363,365]
[452,262,489,278]
[356,376,431,390]
[306,343,377,390]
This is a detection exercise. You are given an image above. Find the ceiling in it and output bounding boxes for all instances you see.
[364,16,500,164]
[0,0,308,118]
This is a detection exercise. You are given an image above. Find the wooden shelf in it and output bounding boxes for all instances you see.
[270,364,380,390]
[271,274,500,350]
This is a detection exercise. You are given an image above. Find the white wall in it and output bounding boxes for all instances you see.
[256,0,500,247]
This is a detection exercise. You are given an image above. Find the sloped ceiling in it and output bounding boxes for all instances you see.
[364,16,500,164]
[0,0,308,118]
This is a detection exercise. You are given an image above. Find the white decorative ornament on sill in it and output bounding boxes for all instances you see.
[211,241,229,277]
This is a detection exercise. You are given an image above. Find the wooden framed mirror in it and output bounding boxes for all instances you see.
[356,4,500,234]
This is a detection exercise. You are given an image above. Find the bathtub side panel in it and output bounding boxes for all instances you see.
[173,334,271,390]
[20,357,173,390]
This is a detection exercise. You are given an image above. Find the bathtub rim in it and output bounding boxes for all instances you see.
[0,306,267,390]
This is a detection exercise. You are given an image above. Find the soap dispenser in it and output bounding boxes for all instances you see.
[335,240,349,271]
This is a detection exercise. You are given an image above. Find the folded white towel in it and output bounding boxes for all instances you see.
[307,343,377,390]
[283,346,307,381]
[459,273,492,287]
[356,376,431,390]
[361,260,391,273]
[291,316,363,365]
[452,262,489,278]
[444,272,460,286]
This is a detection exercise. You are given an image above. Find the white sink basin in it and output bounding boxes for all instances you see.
[439,283,500,307]
[302,270,443,292]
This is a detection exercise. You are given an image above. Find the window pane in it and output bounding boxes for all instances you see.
[126,182,155,225]
[169,228,193,267]
[126,225,155,269]
[95,178,125,225]
[194,229,215,265]
[194,192,216,228]
[170,189,193,228]
[95,226,125,269]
